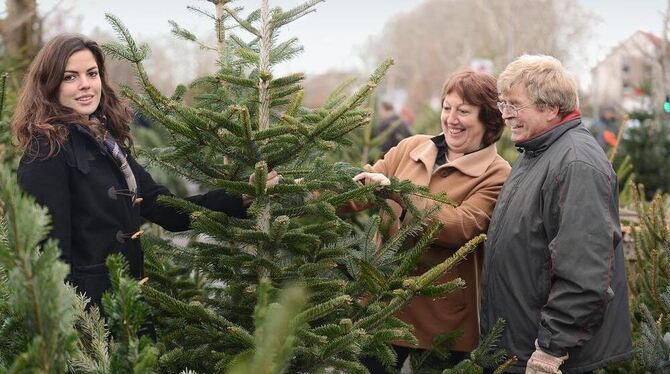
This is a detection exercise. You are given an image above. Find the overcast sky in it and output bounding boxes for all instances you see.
[6,0,669,88]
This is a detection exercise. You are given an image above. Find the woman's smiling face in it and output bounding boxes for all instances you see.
[58,49,101,117]
[441,91,485,160]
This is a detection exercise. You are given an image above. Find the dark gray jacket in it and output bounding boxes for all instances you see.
[480,118,633,373]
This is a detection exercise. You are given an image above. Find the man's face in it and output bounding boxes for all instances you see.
[500,84,556,144]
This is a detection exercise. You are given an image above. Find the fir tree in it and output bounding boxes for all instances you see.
[627,181,670,372]
[102,1,512,372]
[0,72,19,167]
[226,279,308,374]
[0,160,161,372]
[0,165,78,372]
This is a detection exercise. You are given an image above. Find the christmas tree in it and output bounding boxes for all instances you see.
[626,181,670,372]
[0,162,160,372]
[0,1,514,372]
[99,0,509,372]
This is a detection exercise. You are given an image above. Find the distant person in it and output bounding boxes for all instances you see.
[591,106,620,151]
[399,105,416,125]
[355,69,511,372]
[480,55,633,373]
[373,101,412,154]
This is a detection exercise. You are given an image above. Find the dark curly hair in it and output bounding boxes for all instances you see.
[12,33,132,157]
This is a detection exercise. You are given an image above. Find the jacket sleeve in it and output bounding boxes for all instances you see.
[129,156,247,232]
[432,166,507,249]
[367,138,404,176]
[17,143,72,264]
[344,139,406,213]
[537,160,618,356]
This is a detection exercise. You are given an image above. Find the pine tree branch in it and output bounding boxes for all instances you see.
[0,73,7,122]
[222,5,260,37]
[271,0,324,30]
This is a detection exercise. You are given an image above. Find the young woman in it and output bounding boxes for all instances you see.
[12,34,274,306]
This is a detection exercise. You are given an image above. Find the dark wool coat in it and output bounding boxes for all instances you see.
[18,124,246,306]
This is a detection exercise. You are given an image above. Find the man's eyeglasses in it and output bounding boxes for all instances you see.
[497,101,534,116]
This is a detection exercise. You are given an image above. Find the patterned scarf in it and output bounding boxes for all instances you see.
[102,132,137,195]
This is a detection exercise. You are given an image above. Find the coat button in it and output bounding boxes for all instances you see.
[116,230,125,243]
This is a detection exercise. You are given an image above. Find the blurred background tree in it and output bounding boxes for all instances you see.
[360,0,592,113]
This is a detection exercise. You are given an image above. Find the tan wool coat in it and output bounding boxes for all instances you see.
[366,134,511,352]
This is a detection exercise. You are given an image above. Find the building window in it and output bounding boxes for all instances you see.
[622,57,631,74]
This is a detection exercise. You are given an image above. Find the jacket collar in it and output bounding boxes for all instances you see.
[410,134,500,177]
[72,123,96,140]
[515,111,582,157]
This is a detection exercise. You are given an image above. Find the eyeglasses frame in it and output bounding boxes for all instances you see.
[497,101,534,116]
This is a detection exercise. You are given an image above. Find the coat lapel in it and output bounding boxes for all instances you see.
[408,138,438,178]
[409,135,499,178]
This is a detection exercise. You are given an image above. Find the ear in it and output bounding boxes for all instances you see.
[543,105,560,122]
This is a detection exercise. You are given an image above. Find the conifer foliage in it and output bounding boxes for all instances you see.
[0,165,78,372]
[628,182,670,371]
[101,0,495,372]
[0,164,159,372]
[0,1,513,372]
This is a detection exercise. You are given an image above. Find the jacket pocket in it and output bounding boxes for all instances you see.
[70,263,111,306]
[432,266,467,312]
[74,262,108,274]
[420,247,468,312]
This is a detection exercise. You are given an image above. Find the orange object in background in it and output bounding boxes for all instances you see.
[603,130,618,147]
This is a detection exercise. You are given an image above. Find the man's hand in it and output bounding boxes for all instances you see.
[353,172,390,186]
[526,341,568,374]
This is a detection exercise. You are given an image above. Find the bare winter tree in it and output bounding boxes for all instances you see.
[362,0,592,111]
[0,0,39,62]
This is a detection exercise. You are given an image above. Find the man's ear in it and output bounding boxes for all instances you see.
[544,105,560,122]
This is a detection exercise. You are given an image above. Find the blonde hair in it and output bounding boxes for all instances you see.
[498,54,579,116]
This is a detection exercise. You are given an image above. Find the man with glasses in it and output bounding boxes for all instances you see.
[479,55,632,373]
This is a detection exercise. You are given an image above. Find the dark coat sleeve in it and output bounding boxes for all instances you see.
[17,141,72,264]
[128,155,247,232]
[537,160,618,356]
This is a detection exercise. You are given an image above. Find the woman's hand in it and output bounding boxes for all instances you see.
[243,170,281,206]
[264,170,281,189]
[353,172,390,186]
[248,169,281,189]
[353,172,406,207]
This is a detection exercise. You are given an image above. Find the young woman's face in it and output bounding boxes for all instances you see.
[58,49,102,117]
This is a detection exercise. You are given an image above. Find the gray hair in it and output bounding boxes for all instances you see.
[498,54,579,116]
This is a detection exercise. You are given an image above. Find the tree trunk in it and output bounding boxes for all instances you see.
[1,0,39,61]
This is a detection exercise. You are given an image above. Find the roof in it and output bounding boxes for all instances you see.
[591,30,666,73]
